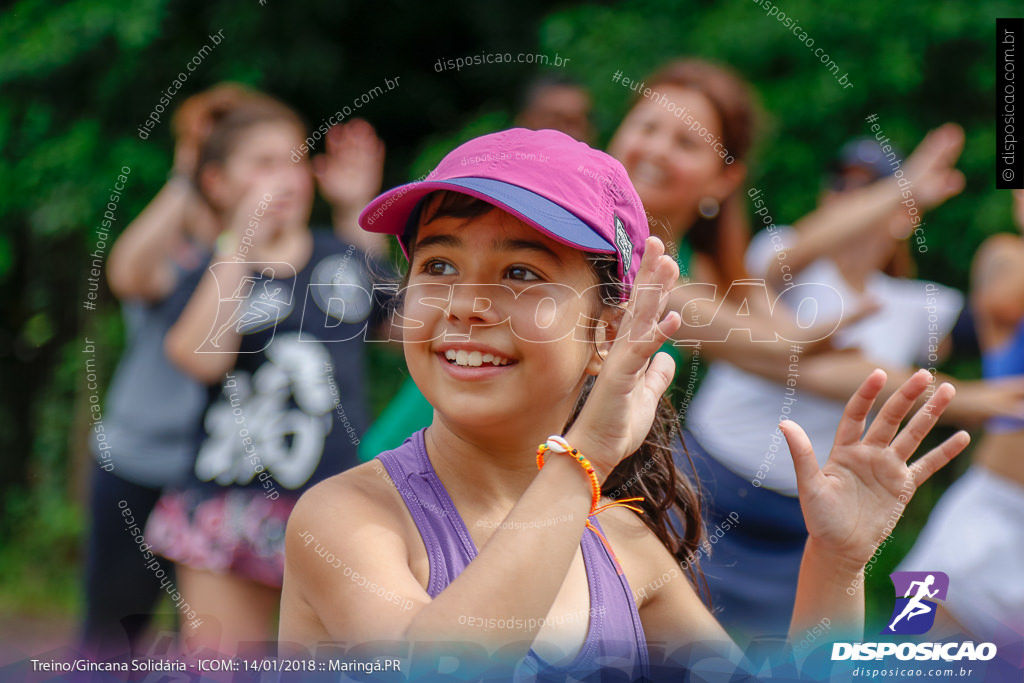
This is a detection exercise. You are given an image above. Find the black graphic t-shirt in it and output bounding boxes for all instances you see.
[187,230,375,498]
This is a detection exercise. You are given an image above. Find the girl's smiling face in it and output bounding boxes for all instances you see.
[402,200,613,436]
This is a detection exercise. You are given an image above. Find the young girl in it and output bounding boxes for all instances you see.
[358,59,985,460]
[279,128,969,679]
[356,59,842,460]
[145,95,378,655]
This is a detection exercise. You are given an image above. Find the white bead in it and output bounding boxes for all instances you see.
[545,435,571,454]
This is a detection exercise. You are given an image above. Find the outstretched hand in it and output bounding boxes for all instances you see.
[566,237,681,482]
[901,123,965,212]
[313,119,386,214]
[781,369,970,566]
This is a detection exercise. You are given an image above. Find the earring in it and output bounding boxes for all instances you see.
[698,196,720,219]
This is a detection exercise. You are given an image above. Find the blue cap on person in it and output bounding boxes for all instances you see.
[358,128,649,301]
[831,137,905,191]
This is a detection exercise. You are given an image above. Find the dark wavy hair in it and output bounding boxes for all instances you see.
[401,190,709,594]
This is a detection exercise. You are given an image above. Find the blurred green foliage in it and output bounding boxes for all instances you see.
[0,0,1014,633]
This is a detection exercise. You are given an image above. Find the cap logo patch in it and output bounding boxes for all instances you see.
[613,215,632,272]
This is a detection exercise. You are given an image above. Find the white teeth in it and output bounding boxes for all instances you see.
[633,161,666,185]
[443,349,512,367]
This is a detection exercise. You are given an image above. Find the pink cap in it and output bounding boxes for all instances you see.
[358,128,649,300]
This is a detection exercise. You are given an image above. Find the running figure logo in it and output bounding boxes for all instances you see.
[883,571,950,635]
[198,262,296,353]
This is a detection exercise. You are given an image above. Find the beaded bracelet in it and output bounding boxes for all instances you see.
[536,435,646,574]
[536,435,602,511]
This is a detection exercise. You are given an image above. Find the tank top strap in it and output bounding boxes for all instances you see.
[375,429,476,596]
[584,518,650,676]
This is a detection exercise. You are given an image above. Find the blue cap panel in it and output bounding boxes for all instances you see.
[442,177,615,253]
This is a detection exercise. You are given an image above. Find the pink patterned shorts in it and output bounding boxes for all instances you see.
[146,488,296,588]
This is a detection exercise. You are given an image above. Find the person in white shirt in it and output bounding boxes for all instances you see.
[684,134,969,643]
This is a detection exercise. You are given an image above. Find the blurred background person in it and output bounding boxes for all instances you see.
[80,83,266,659]
[142,94,382,657]
[514,73,595,144]
[897,188,1024,650]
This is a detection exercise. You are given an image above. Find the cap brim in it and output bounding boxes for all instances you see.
[359,177,615,257]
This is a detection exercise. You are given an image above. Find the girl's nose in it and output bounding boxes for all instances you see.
[445,283,512,333]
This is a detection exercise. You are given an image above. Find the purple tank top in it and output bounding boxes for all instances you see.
[377,429,650,681]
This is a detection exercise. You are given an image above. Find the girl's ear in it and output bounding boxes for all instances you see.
[584,307,621,376]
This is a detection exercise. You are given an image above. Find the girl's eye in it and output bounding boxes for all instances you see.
[506,266,540,282]
[674,133,698,150]
[423,259,457,276]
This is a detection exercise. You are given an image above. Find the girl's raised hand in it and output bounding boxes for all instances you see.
[781,369,970,566]
[566,237,682,481]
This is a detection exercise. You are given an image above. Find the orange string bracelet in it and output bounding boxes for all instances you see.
[536,435,645,574]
